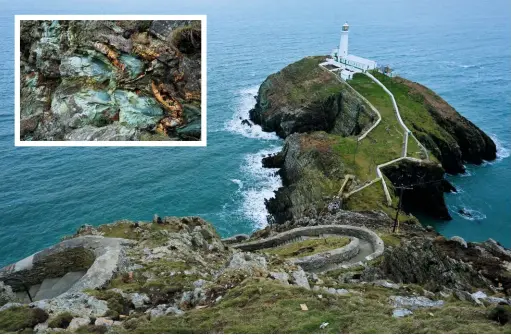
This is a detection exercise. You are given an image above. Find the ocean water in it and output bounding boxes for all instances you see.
[0,0,509,267]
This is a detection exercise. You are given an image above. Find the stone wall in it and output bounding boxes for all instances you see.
[231,225,384,266]
[0,236,133,294]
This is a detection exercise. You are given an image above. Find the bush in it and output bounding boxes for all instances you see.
[48,311,74,328]
[0,306,49,332]
[488,305,511,325]
[75,324,108,334]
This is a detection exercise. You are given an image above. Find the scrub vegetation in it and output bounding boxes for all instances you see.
[130,278,511,334]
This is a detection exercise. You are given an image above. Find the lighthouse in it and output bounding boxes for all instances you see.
[322,21,378,80]
[338,22,349,61]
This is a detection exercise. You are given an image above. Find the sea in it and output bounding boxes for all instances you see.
[0,0,509,267]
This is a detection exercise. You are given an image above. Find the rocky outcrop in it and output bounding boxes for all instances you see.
[1,215,510,333]
[249,56,376,138]
[393,77,496,174]
[381,159,456,220]
[265,132,347,224]
[375,236,511,294]
[20,20,201,141]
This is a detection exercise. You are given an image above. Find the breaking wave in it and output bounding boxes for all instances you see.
[224,86,279,140]
[451,206,487,221]
[492,135,510,161]
[239,146,283,229]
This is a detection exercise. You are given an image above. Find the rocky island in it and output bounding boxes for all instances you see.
[1,56,509,333]
[19,20,202,141]
[250,56,496,224]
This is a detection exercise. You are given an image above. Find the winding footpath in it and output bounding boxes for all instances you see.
[320,64,432,205]
[224,225,384,273]
[224,68,434,272]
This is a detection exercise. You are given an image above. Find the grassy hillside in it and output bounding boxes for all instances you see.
[131,278,511,334]
[266,56,346,107]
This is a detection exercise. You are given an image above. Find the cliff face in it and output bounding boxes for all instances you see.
[19,20,201,141]
[392,77,496,174]
[264,132,347,224]
[381,160,456,220]
[249,56,376,138]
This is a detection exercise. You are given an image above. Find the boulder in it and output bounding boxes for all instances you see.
[372,280,400,290]
[94,317,114,327]
[392,308,413,318]
[67,317,90,331]
[291,269,310,290]
[389,295,444,310]
[130,293,150,309]
[455,290,484,306]
[145,304,184,318]
[30,292,108,317]
[225,252,267,275]
[0,282,15,307]
[270,272,290,285]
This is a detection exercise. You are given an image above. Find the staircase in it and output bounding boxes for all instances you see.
[14,271,87,303]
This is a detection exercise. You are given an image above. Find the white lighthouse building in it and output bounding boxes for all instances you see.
[338,22,349,59]
[321,22,377,81]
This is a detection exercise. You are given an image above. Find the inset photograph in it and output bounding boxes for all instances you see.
[15,15,205,146]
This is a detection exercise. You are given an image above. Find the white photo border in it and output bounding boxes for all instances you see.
[14,14,207,147]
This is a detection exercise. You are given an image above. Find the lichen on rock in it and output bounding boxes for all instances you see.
[19,19,202,141]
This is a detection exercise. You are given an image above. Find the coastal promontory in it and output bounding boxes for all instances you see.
[252,56,497,224]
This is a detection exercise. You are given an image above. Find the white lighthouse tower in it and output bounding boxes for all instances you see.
[338,22,349,61]
[322,21,378,81]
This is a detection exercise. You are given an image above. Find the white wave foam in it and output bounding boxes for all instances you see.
[442,60,481,70]
[492,134,510,161]
[239,146,283,229]
[231,179,243,190]
[460,168,473,177]
[450,185,464,194]
[460,64,480,69]
[224,85,280,140]
[451,206,487,221]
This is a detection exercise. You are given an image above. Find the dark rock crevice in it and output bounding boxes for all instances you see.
[381,160,455,220]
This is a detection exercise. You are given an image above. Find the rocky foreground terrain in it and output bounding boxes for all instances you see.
[0,215,510,333]
[19,20,201,141]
